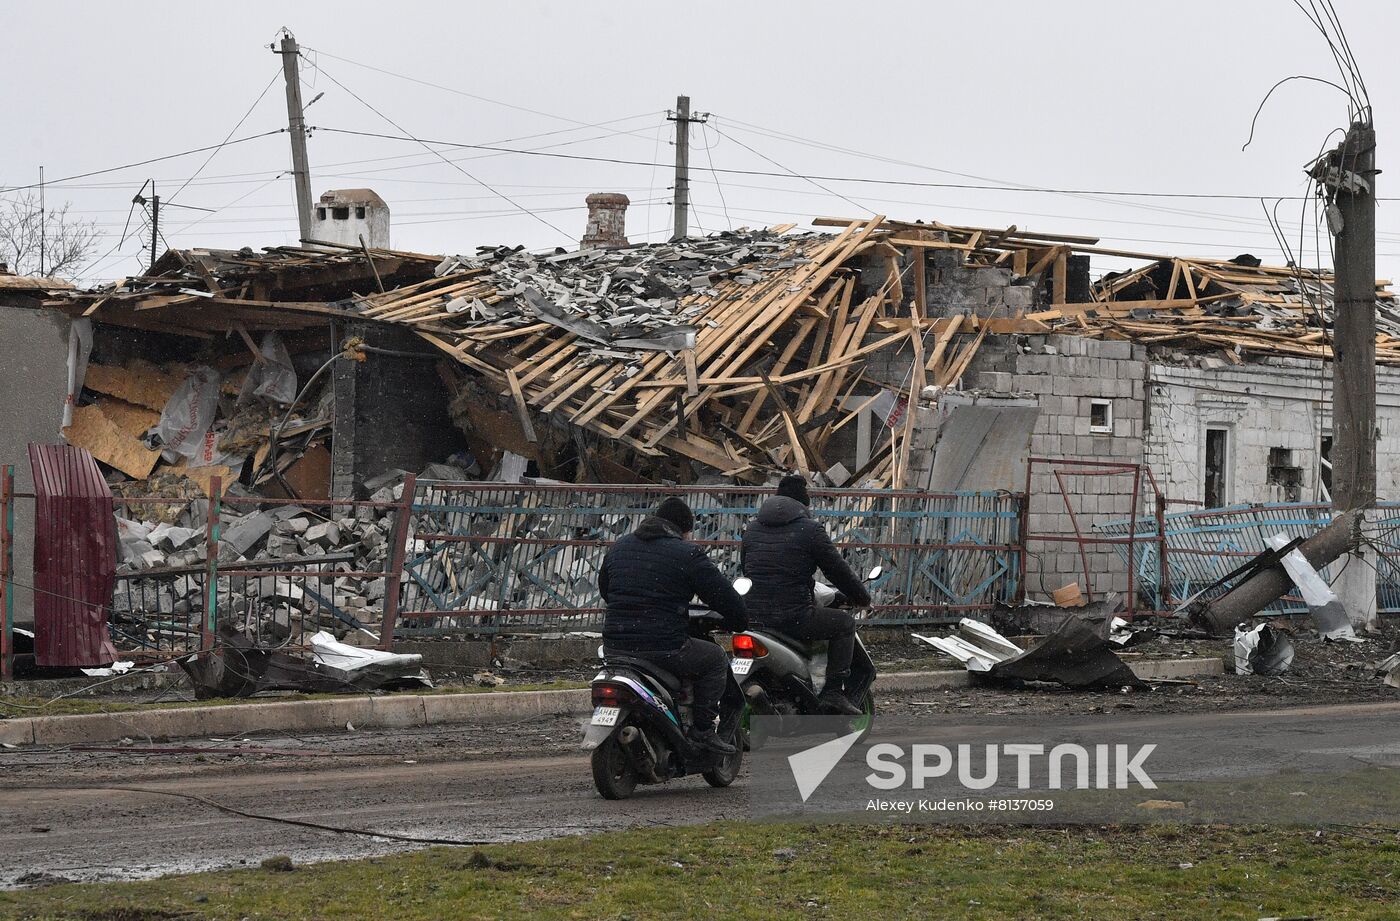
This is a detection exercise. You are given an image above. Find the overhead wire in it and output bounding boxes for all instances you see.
[298,56,574,242]
[300,44,662,143]
[0,130,286,196]
[708,119,872,215]
[697,122,733,231]
[309,125,1400,202]
[166,68,282,206]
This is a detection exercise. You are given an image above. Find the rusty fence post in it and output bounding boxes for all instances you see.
[1127,465,1141,619]
[380,473,417,652]
[1017,458,1035,604]
[202,477,222,653]
[1156,492,1170,610]
[1,465,13,681]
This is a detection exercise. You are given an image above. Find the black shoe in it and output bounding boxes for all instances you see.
[818,685,863,716]
[688,725,737,755]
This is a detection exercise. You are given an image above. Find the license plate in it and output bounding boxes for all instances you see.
[730,658,753,675]
[591,706,620,726]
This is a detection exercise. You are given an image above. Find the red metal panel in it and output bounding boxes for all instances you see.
[28,444,118,666]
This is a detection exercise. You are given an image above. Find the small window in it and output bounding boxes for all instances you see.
[1267,447,1303,502]
[1088,399,1113,434]
[332,206,350,220]
[355,206,366,219]
[316,207,326,221]
[1205,427,1230,508]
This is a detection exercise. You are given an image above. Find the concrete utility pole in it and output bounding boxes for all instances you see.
[276,31,315,242]
[1327,119,1380,631]
[150,190,160,271]
[667,96,708,241]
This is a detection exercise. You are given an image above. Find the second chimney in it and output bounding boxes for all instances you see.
[581,192,630,249]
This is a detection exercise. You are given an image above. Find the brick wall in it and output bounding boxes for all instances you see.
[1144,357,1400,506]
[965,334,1150,601]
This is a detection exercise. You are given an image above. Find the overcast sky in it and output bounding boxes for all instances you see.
[3,0,1396,285]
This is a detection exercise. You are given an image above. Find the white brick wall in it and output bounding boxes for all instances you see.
[1144,357,1400,506]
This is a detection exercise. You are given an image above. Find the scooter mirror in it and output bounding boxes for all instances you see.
[734,576,753,596]
[867,565,883,581]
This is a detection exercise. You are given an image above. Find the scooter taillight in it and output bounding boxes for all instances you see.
[731,634,767,658]
[592,683,629,706]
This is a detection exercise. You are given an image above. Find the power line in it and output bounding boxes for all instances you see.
[708,121,871,216]
[167,68,282,205]
[300,44,663,143]
[309,124,1400,202]
[0,130,285,196]
[299,57,574,241]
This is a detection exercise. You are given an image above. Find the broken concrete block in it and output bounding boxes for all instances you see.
[149,523,201,552]
[221,511,274,557]
[281,517,310,535]
[305,521,341,547]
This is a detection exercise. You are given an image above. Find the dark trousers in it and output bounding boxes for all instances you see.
[635,637,728,727]
[789,607,856,690]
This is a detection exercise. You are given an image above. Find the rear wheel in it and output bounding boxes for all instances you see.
[703,728,745,787]
[846,690,876,737]
[591,734,637,800]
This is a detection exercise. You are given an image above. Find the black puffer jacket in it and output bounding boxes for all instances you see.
[741,496,871,626]
[599,516,747,653]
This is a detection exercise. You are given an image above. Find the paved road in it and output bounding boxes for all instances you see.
[3,700,1399,886]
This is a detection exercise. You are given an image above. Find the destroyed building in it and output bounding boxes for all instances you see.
[2,201,1399,635]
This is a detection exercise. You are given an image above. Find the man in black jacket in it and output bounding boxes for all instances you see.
[741,474,871,716]
[599,497,747,754]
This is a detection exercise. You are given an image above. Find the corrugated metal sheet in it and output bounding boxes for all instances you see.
[28,444,117,666]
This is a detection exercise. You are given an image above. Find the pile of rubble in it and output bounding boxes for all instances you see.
[110,473,409,654]
[425,230,805,359]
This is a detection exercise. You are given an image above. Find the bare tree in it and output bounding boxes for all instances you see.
[0,191,99,279]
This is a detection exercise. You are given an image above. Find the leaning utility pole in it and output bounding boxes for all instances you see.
[276,31,315,242]
[1326,119,1380,631]
[667,96,708,241]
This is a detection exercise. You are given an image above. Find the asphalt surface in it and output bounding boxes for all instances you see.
[4,696,1400,888]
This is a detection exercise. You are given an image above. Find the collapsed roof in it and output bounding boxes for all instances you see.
[26,215,1398,487]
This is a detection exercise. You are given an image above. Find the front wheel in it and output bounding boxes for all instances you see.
[702,728,745,787]
[591,735,637,800]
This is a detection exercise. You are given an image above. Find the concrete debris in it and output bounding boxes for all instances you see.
[1234,623,1295,676]
[1374,651,1400,688]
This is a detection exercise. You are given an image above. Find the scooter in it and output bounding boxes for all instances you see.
[582,598,748,800]
[731,567,882,742]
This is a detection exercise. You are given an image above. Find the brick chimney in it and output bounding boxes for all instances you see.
[581,192,630,249]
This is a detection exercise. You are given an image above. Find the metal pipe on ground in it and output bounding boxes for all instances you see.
[1193,508,1361,635]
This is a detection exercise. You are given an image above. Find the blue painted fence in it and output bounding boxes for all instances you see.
[1097,502,1400,613]
[397,482,1024,635]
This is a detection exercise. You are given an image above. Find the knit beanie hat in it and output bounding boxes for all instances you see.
[654,496,695,533]
[777,474,811,506]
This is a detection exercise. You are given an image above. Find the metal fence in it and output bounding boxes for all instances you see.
[1096,501,1400,613]
[398,481,1024,635]
[0,472,413,673]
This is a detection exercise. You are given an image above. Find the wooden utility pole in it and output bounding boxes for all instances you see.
[668,96,708,241]
[276,31,315,242]
[1327,119,1380,631]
